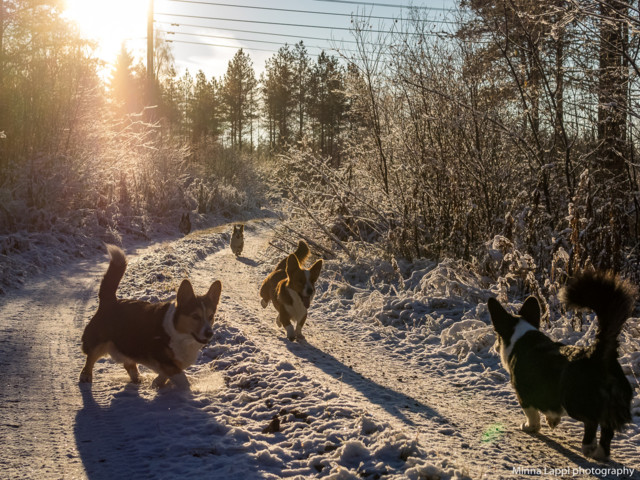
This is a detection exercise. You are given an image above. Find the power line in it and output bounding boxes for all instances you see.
[155,20,426,47]
[165,38,362,55]
[164,0,458,24]
[309,0,455,12]
[165,38,279,53]
[155,20,363,44]
[159,29,366,53]
[155,11,445,35]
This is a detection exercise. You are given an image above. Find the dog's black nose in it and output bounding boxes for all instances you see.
[204,326,213,339]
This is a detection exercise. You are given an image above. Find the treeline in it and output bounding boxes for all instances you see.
[109,39,349,160]
[2,0,640,286]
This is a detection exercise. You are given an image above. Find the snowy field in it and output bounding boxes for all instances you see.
[0,218,639,479]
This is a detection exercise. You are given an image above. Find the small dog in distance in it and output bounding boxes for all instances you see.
[230,224,244,256]
[179,213,191,235]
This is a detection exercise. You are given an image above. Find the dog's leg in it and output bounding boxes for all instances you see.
[279,313,295,341]
[79,351,102,383]
[295,314,307,340]
[590,426,613,462]
[152,374,169,388]
[544,412,562,430]
[170,372,190,390]
[124,362,140,383]
[520,407,541,433]
[581,421,599,457]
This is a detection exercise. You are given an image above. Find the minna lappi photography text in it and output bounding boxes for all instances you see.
[1,0,640,478]
[513,466,636,478]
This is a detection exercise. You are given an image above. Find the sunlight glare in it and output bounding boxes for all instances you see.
[64,0,149,67]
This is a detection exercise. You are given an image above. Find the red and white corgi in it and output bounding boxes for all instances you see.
[260,240,323,341]
[80,244,222,388]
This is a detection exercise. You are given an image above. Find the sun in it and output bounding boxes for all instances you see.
[64,0,150,66]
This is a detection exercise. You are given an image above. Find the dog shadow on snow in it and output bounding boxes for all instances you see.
[282,339,449,428]
[528,430,640,479]
[75,381,267,480]
[235,256,258,267]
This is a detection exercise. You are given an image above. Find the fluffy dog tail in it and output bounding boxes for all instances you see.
[293,240,310,264]
[98,244,127,305]
[275,240,310,270]
[560,271,636,358]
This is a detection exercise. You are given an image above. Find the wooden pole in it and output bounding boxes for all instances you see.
[147,0,154,103]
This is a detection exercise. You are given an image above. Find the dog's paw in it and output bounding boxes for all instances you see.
[260,299,269,308]
[520,422,541,433]
[152,375,169,389]
[545,414,561,429]
[78,373,92,383]
[583,443,609,462]
[285,324,295,341]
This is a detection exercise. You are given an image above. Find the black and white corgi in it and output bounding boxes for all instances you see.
[260,240,323,341]
[80,245,222,388]
[488,271,636,461]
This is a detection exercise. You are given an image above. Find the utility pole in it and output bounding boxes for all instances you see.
[147,0,154,103]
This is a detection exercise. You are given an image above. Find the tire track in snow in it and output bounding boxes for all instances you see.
[0,260,101,479]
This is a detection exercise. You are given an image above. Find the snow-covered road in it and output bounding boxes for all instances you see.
[0,219,638,479]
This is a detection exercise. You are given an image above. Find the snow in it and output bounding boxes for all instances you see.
[0,218,639,479]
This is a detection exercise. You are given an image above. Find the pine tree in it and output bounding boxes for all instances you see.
[110,44,139,115]
[221,49,257,150]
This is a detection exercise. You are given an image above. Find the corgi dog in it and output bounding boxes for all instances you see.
[80,245,222,389]
[230,224,244,256]
[488,271,636,461]
[179,213,191,235]
[260,240,323,341]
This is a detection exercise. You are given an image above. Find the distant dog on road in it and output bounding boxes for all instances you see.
[80,245,222,388]
[260,240,323,341]
[488,271,636,461]
[230,224,244,256]
[179,213,191,235]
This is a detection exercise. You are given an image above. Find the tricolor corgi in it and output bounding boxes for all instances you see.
[80,245,222,389]
[260,240,323,341]
[230,224,244,256]
[488,271,636,461]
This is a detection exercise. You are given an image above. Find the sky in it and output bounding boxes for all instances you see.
[64,0,458,80]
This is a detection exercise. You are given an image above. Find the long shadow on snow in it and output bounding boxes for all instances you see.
[531,431,640,480]
[235,256,259,267]
[75,382,267,480]
[283,339,450,428]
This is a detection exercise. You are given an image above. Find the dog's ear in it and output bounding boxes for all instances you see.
[309,259,323,283]
[206,280,222,308]
[487,298,513,334]
[286,254,300,276]
[240,224,244,233]
[518,296,541,329]
[177,279,196,306]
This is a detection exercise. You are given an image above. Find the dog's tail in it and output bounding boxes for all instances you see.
[275,240,310,270]
[560,271,636,358]
[98,244,127,305]
[293,240,310,264]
